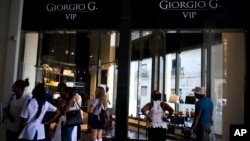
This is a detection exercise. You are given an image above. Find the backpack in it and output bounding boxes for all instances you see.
[98,104,109,128]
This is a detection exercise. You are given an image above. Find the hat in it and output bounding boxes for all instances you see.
[192,87,206,95]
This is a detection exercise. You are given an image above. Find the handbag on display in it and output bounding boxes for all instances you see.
[185,94,196,104]
[65,99,83,127]
[168,94,179,103]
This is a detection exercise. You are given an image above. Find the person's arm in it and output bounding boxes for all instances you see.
[164,103,174,119]
[75,93,82,107]
[56,97,63,112]
[45,109,61,124]
[88,98,98,114]
[88,104,95,114]
[141,103,152,122]
[190,110,201,133]
[63,98,74,115]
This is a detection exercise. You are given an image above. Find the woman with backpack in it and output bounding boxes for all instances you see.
[88,86,108,141]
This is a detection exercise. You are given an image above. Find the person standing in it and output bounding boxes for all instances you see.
[104,86,111,108]
[74,91,83,141]
[43,85,54,141]
[141,90,174,141]
[189,86,214,141]
[88,86,108,141]
[55,83,78,141]
[18,83,60,141]
[2,78,31,141]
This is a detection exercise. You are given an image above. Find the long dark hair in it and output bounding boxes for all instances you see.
[32,83,46,119]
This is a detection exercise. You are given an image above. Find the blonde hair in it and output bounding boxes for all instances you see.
[97,86,108,109]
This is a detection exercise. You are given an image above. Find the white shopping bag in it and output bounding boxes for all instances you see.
[52,118,62,141]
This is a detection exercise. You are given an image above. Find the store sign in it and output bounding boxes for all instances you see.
[45,2,98,20]
[131,0,243,28]
[22,0,120,30]
[158,0,220,19]
[22,0,244,30]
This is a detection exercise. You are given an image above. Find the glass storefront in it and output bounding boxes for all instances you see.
[19,28,245,140]
[0,0,246,140]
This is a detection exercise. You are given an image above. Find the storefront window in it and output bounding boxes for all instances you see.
[20,30,119,107]
[19,28,245,140]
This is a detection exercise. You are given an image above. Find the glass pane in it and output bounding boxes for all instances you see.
[178,48,201,113]
[129,30,153,118]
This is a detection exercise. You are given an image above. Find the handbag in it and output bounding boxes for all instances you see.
[168,94,179,103]
[185,94,196,104]
[65,99,83,127]
[98,105,109,128]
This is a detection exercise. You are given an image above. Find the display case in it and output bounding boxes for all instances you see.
[42,62,76,86]
[42,56,76,95]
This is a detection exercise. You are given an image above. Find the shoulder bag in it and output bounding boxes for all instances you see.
[65,99,83,127]
[98,104,109,128]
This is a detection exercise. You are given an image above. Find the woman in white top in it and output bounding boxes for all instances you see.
[18,83,60,141]
[141,90,174,141]
[2,78,31,141]
[55,83,78,141]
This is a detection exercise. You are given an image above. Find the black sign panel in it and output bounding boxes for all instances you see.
[22,0,121,30]
[131,0,245,29]
[22,0,246,30]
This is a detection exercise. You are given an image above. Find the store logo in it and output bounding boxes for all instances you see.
[46,2,97,20]
[159,0,220,19]
[230,125,249,140]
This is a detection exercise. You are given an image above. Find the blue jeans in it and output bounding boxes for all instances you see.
[61,126,74,141]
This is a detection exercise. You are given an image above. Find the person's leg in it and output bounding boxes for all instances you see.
[97,129,103,141]
[91,115,102,141]
[62,126,74,141]
[44,124,51,141]
[194,124,210,141]
[77,124,81,140]
[91,129,98,141]
[152,128,161,141]
[6,129,19,141]
[159,128,167,141]
[147,128,154,141]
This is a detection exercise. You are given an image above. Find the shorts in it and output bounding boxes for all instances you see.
[91,115,102,129]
